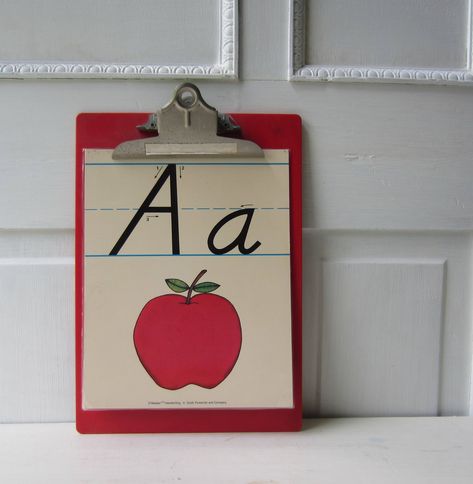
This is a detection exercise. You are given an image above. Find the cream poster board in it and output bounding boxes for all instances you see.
[82,149,293,409]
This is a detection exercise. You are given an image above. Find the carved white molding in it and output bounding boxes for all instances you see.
[0,0,238,80]
[289,0,473,85]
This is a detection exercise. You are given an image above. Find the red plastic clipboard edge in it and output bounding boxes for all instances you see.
[75,113,302,433]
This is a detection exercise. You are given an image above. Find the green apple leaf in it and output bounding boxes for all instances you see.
[165,278,189,293]
[193,282,220,293]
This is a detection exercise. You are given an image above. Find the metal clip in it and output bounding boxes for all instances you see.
[137,112,241,137]
[112,83,263,159]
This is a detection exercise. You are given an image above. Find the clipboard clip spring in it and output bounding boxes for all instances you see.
[137,112,241,137]
[112,83,263,159]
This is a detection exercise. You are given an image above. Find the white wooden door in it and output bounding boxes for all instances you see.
[1,0,472,422]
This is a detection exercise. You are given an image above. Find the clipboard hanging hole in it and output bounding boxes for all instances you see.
[177,87,197,109]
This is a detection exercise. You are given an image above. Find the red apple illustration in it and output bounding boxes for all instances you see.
[134,270,242,390]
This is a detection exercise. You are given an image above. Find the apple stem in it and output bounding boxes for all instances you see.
[185,269,207,304]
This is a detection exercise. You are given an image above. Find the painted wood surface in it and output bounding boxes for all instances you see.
[303,231,473,417]
[306,0,468,69]
[0,0,237,79]
[0,0,472,422]
[320,260,445,416]
[1,418,473,483]
[290,0,473,84]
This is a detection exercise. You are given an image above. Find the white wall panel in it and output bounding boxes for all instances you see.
[303,230,473,417]
[2,81,473,230]
[0,258,74,422]
[320,260,444,416]
[0,230,73,257]
[290,0,473,84]
[240,0,289,80]
[0,0,473,422]
[0,0,237,79]
[0,230,73,423]
[306,0,468,69]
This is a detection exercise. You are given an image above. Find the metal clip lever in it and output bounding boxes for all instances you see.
[112,83,263,159]
[137,113,241,137]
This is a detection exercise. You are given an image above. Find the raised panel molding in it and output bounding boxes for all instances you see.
[289,0,473,85]
[0,0,238,79]
[318,259,445,416]
[302,229,473,417]
[0,230,74,423]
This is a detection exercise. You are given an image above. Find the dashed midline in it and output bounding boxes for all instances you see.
[86,207,290,211]
[181,207,290,211]
[85,208,140,211]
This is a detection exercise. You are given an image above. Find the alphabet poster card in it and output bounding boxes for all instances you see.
[76,112,302,433]
[83,148,292,409]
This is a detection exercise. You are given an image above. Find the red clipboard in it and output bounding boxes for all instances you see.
[76,109,302,434]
